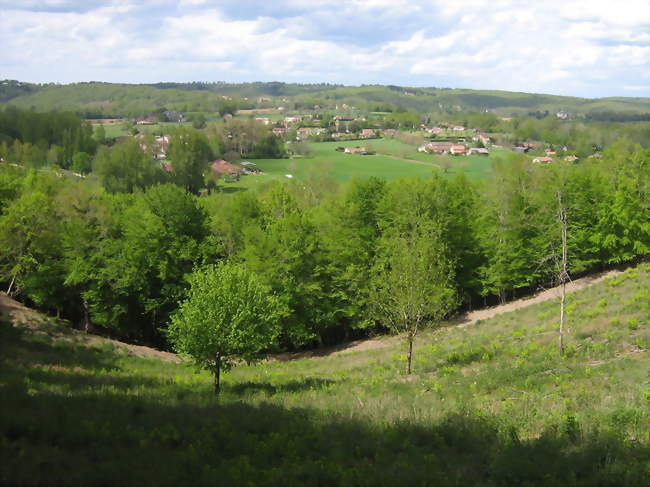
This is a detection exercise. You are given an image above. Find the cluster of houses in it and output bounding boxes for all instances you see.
[422,122,466,134]
[418,142,489,156]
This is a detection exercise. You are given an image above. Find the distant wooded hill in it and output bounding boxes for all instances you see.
[1,79,649,120]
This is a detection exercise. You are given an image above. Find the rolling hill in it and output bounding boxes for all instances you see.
[2,80,649,118]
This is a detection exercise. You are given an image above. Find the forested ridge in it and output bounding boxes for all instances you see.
[1,140,647,350]
[2,80,650,118]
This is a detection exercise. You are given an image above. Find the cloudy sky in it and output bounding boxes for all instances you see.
[1,0,649,97]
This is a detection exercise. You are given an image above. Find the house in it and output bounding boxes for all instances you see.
[589,153,603,159]
[545,148,557,156]
[272,127,288,136]
[427,127,444,134]
[556,110,569,120]
[210,160,243,178]
[296,127,326,137]
[472,132,492,145]
[284,116,302,125]
[533,157,554,163]
[451,125,465,131]
[382,129,397,137]
[564,155,579,162]
[344,147,367,155]
[419,142,454,154]
[360,129,376,138]
[331,132,347,138]
[468,147,489,155]
[450,145,467,155]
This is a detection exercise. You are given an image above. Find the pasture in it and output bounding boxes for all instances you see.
[224,137,502,191]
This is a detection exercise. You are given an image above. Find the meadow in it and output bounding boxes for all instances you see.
[224,138,500,191]
[1,263,648,486]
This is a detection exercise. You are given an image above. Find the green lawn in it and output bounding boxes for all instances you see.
[224,138,504,191]
[1,264,648,486]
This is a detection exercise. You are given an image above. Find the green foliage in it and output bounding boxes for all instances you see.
[167,127,213,194]
[168,262,284,377]
[94,138,166,193]
[71,151,91,174]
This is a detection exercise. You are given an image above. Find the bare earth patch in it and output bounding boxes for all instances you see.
[0,292,182,363]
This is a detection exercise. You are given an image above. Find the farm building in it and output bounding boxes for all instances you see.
[344,147,367,155]
[468,147,489,155]
[419,142,454,154]
[533,157,554,164]
[210,160,243,175]
[450,145,468,155]
[472,132,492,145]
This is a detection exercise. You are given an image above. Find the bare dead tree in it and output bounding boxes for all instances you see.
[557,190,569,355]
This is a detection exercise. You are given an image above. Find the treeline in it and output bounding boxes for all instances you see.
[586,111,650,123]
[1,142,647,350]
[0,107,97,170]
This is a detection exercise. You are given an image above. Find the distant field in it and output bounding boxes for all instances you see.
[224,137,502,191]
[98,121,191,139]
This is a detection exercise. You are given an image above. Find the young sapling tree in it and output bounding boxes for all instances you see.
[167,262,285,395]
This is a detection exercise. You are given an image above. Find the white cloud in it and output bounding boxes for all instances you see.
[0,0,648,96]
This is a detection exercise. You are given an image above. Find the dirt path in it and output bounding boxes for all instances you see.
[278,268,625,360]
[0,267,625,364]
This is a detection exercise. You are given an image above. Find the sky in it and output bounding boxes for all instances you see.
[1,0,649,98]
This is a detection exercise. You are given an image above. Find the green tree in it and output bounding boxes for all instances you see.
[167,127,213,194]
[167,263,284,394]
[371,222,456,374]
[71,152,91,174]
[94,125,106,144]
[191,113,206,129]
[94,138,165,193]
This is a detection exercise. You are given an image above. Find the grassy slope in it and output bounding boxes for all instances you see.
[1,264,648,486]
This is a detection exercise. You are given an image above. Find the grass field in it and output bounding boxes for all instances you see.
[99,121,193,139]
[223,138,502,191]
[1,264,648,485]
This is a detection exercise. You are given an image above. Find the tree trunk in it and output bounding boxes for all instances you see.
[558,190,568,356]
[406,336,414,375]
[83,299,90,333]
[559,282,566,355]
[214,355,221,396]
[6,274,16,295]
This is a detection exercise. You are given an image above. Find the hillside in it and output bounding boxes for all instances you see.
[1,263,648,485]
[2,80,649,118]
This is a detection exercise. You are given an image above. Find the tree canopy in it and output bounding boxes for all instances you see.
[167,262,285,393]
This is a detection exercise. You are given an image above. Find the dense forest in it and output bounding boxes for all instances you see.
[1,140,647,349]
